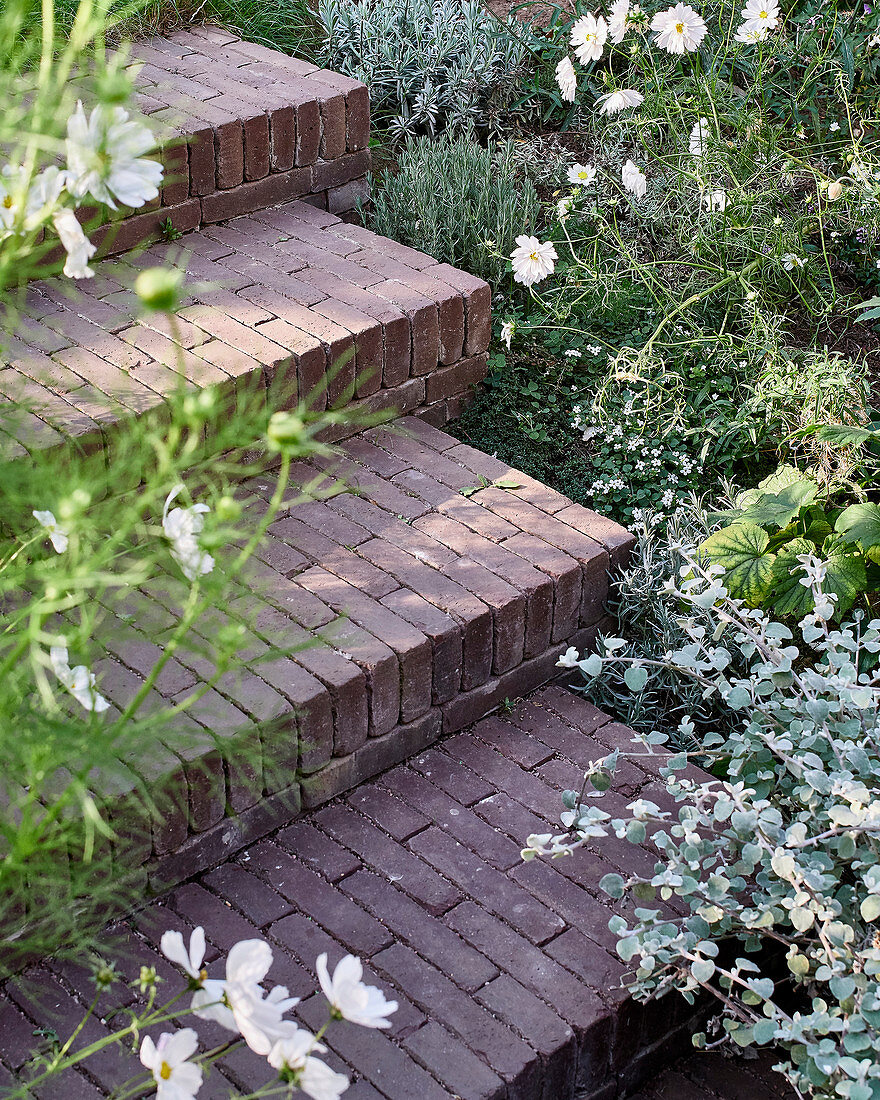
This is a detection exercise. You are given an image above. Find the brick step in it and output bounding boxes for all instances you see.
[14,420,633,903]
[75,25,371,257]
[0,200,490,460]
[0,687,704,1100]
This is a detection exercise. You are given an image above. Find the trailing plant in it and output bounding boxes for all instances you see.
[370,135,541,288]
[315,0,534,139]
[526,553,880,1100]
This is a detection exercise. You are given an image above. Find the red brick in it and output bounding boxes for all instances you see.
[296,566,431,724]
[201,166,311,221]
[403,1021,506,1100]
[346,783,429,842]
[252,842,393,956]
[355,537,492,691]
[273,819,361,881]
[502,532,584,641]
[380,588,462,705]
[373,942,540,1088]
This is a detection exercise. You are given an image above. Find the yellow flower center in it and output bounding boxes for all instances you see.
[159,1062,172,1081]
[2,196,12,209]
[675,21,685,32]
[578,171,589,179]
[529,252,540,262]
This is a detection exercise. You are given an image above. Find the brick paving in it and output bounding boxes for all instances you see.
[1,205,490,461]
[10,419,632,906]
[1,686,710,1100]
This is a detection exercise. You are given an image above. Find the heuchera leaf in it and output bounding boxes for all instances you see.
[835,502,880,565]
[700,523,775,605]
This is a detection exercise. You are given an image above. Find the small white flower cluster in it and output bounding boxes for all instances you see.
[1,101,162,279]
[147,927,398,1099]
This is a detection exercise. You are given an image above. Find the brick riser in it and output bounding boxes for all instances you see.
[68,25,373,260]
[1,688,704,1100]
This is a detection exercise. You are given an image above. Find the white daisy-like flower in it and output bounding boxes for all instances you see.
[608,0,630,42]
[269,1030,349,1100]
[162,484,215,582]
[782,253,806,271]
[621,159,647,199]
[556,196,574,220]
[702,188,728,211]
[139,1029,203,1100]
[33,509,69,553]
[650,3,708,53]
[555,56,577,102]
[500,320,515,349]
[66,101,163,210]
[740,0,779,31]
[52,208,97,280]
[689,117,709,158]
[595,88,644,116]
[734,21,768,41]
[510,235,558,287]
[0,165,68,239]
[567,163,597,187]
[317,954,398,1029]
[49,645,110,713]
[570,13,608,63]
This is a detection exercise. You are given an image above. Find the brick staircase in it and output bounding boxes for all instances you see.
[0,27,712,1100]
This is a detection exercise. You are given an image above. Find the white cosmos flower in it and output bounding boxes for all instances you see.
[33,509,69,553]
[689,117,709,158]
[511,235,557,287]
[741,0,779,30]
[500,321,515,349]
[52,208,96,280]
[269,1031,349,1100]
[567,163,597,186]
[316,953,398,1029]
[595,88,644,115]
[191,938,300,1056]
[608,0,630,42]
[782,253,806,271]
[651,3,708,53]
[734,22,768,41]
[161,926,207,982]
[556,646,580,668]
[49,645,110,713]
[0,165,68,238]
[570,13,608,63]
[555,56,577,102]
[66,101,163,210]
[702,188,728,211]
[139,1029,203,1100]
[622,159,647,199]
[162,485,215,582]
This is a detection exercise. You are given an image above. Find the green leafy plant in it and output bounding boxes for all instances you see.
[699,465,880,618]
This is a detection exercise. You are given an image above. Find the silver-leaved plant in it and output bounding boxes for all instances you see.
[526,553,880,1100]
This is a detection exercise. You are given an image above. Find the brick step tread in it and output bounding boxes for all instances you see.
[28,421,634,884]
[0,202,490,460]
[626,1052,796,1100]
[0,687,705,1100]
[67,25,371,255]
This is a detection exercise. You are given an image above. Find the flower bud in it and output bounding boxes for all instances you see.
[827,179,844,201]
[214,494,241,522]
[135,266,183,312]
[267,410,307,448]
